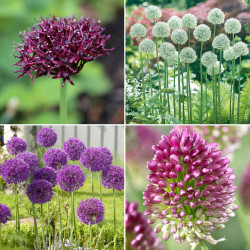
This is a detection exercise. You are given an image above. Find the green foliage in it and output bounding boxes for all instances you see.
[239,79,250,123]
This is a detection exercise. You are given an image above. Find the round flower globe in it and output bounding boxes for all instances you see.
[145,5,162,20]
[167,16,182,30]
[212,34,230,50]
[181,14,197,29]
[33,167,57,187]
[102,165,124,191]
[225,18,241,34]
[158,42,177,59]
[37,127,57,148]
[6,137,27,155]
[180,47,197,64]
[207,8,225,25]
[201,51,217,68]
[233,42,249,58]
[207,61,224,76]
[63,138,86,161]
[0,204,11,224]
[17,152,39,172]
[77,198,104,225]
[139,39,156,54]
[152,22,170,38]
[130,23,147,39]
[43,148,67,169]
[99,146,113,166]
[171,29,188,45]
[193,24,211,42]
[166,52,178,67]
[223,47,235,61]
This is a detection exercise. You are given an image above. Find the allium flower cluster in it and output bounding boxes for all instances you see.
[139,39,156,54]
[180,47,197,64]
[193,24,211,42]
[166,52,178,67]
[223,47,235,61]
[233,42,249,58]
[13,15,113,86]
[171,29,188,45]
[212,34,230,50]
[201,51,217,68]
[6,137,27,155]
[102,165,124,191]
[167,16,182,30]
[207,61,224,76]
[152,22,170,38]
[99,146,113,166]
[77,198,104,225]
[33,167,57,187]
[145,6,162,20]
[181,14,197,29]
[57,165,85,192]
[241,163,250,207]
[0,204,11,224]
[37,127,57,148]
[224,18,241,34]
[143,128,238,244]
[63,138,86,161]
[17,152,39,172]
[130,24,147,39]
[207,8,225,25]
[43,148,67,169]
[158,42,176,59]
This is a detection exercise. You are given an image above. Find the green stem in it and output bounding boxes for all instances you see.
[177,45,181,121]
[139,48,146,109]
[113,189,117,250]
[212,69,217,123]
[200,240,209,250]
[166,62,170,114]
[237,56,241,123]
[232,58,236,123]
[41,204,45,249]
[155,37,162,103]
[60,81,67,124]
[70,191,74,242]
[91,172,94,197]
[32,204,39,243]
[187,63,192,123]
[163,59,167,124]
[186,64,190,123]
[181,63,185,124]
[57,185,62,231]
[48,203,51,250]
[173,66,176,118]
[146,54,153,97]
[200,42,203,123]
[218,49,222,123]
[15,184,20,232]
[89,223,92,250]
[98,172,102,201]
[229,63,233,121]
[205,70,208,121]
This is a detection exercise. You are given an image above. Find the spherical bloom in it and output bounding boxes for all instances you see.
[223,47,235,61]
[6,137,27,155]
[145,6,162,20]
[27,179,53,204]
[171,29,188,45]
[17,152,39,172]
[13,15,113,86]
[180,47,197,64]
[102,165,124,191]
[224,18,241,34]
[201,51,217,68]
[77,198,104,225]
[207,61,224,76]
[181,14,197,29]
[63,138,86,161]
[152,22,170,38]
[57,165,85,192]
[166,52,178,67]
[158,42,176,59]
[167,16,182,30]
[37,127,57,148]
[241,163,250,207]
[130,23,147,39]
[143,128,238,244]
[139,39,156,54]
[98,146,113,166]
[0,204,11,224]
[33,167,57,187]
[43,148,67,169]
[212,34,230,50]
[233,42,249,58]
[207,8,225,25]
[1,158,29,184]
[193,24,211,42]
[126,201,165,250]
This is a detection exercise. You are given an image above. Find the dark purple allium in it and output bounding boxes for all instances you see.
[63,138,86,161]
[143,128,238,245]
[26,179,53,204]
[1,158,29,184]
[77,198,104,225]
[43,148,67,170]
[33,167,57,187]
[57,165,85,192]
[99,146,113,166]
[6,137,27,155]
[241,163,250,207]
[16,152,39,172]
[37,127,57,148]
[0,204,12,224]
[102,165,124,191]
[13,15,114,86]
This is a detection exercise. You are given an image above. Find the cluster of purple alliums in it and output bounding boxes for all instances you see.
[6,137,27,155]
[0,204,12,224]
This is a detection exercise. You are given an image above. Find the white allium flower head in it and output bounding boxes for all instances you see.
[130,23,147,39]
[145,5,162,20]
[201,51,217,68]
[224,18,242,34]
[212,34,230,50]
[233,42,249,58]
[166,52,178,66]
[207,61,224,76]
[167,16,182,30]
[158,42,176,59]
[207,8,225,25]
[181,14,197,29]
[139,39,156,54]
[152,22,170,38]
[223,47,235,61]
[180,47,197,64]
[193,24,211,42]
[171,29,188,45]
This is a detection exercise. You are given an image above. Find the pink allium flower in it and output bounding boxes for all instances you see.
[241,163,250,207]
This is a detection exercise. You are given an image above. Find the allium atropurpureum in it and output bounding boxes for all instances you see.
[212,34,230,50]
[167,16,182,30]
[207,8,225,25]
[43,148,67,169]
[143,128,238,244]
[27,179,53,204]
[145,6,162,20]
[126,200,165,250]
[17,152,39,172]
[6,137,27,155]
[13,15,113,86]
[37,127,57,148]
[57,165,85,191]
[1,158,29,184]
[181,14,197,29]
[207,61,224,76]
[139,39,156,54]
[99,146,113,166]
[180,47,197,64]
[33,167,57,187]
[77,198,104,225]
[102,165,124,191]
[241,164,250,207]
[171,29,188,45]
[201,51,217,68]
[130,24,147,39]
[0,204,11,224]
[152,22,170,38]
[63,138,86,161]
[193,24,211,42]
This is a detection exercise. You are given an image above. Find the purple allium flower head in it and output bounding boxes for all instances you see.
[241,163,250,207]
[37,127,57,148]
[6,137,27,155]
[33,167,57,187]
[77,198,104,225]
[126,200,164,250]
[57,165,85,192]
[98,147,113,166]
[102,165,124,191]
[1,158,29,184]
[143,128,238,245]
[43,148,67,170]
[16,152,39,172]
[27,179,53,204]
[63,138,86,161]
[0,204,12,224]
[13,15,114,86]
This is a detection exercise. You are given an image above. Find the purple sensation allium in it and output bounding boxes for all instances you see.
[37,127,57,148]
[43,148,67,170]
[6,137,27,155]
[0,204,12,224]
[57,165,85,192]
[33,167,57,187]
[63,138,86,161]
[13,15,114,86]
[77,198,104,225]
[99,147,113,166]
[241,163,250,207]
[143,128,238,245]
[1,158,29,184]
[102,165,124,191]
[16,152,39,172]
[126,200,164,250]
